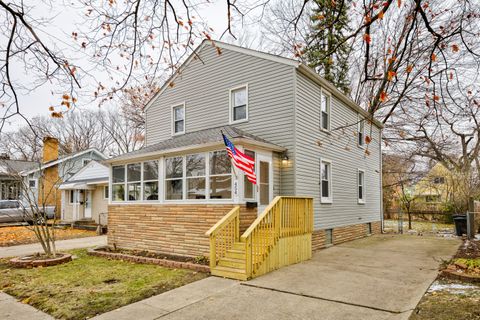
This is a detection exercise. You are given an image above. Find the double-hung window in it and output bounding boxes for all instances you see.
[230,86,248,123]
[112,166,126,201]
[172,104,185,135]
[143,161,159,200]
[320,159,332,203]
[358,169,365,203]
[209,150,232,199]
[127,163,141,201]
[165,157,183,200]
[320,91,331,131]
[358,118,365,147]
[186,154,206,199]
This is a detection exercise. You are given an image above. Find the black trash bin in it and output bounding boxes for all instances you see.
[453,215,467,236]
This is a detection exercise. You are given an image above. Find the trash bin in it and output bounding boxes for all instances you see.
[453,215,467,236]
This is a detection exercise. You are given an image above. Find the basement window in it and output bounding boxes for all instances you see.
[325,229,333,245]
[367,223,372,235]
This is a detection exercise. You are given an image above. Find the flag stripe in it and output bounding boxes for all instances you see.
[223,133,257,184]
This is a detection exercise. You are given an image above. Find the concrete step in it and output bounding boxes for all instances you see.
[211,265,247,281]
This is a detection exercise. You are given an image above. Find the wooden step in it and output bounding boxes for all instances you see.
[225,249,245,260]
[218,257,246,269]
[211,265,248,281]
[232,242,245,251]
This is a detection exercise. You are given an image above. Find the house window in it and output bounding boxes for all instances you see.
[103,186,109,200]
[69,190,78,204]
[143,161,159,200]
[320,91,330,131]
[320,160,332,203]
[172,104,185,134]
[325,229,333,245]
[209,150,232,199]
[230,86,248,123]
[127,163,141,201]
[243,150,256,200]
[28,179,37,189]
[112,165,125,201]
[358,119,365,146]
[358,169,365,203]
[186,154,206,199]
[165,157,183,200]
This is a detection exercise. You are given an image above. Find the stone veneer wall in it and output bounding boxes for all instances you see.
[108,204,257,258]
[312,221,382,251]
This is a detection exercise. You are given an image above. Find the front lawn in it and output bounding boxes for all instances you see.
[0,249,207,319]
[0,226,97,246]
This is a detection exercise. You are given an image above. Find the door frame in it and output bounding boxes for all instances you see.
[256,152,273,215]
[84,190,92,219]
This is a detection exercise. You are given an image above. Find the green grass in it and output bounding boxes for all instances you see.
[0,249,207,319]
[455,258,480,270]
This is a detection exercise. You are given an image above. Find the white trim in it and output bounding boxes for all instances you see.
[357,168,366,204]
[229,84,249,124]
[171,102,186,136]
[320,89,332,132]
[320,158,333,204]
[357,116,365,148]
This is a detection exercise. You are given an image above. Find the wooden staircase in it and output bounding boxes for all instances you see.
[206,197,313,281]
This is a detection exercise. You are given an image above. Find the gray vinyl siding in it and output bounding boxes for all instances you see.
[294,71,381,230]
[146,44,296,196]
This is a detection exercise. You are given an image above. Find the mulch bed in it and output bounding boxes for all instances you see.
[88,247,210,273]
[454,239,480,259]
[9,253,72,268]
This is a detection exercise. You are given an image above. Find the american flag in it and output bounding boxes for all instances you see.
[222,133,256,184]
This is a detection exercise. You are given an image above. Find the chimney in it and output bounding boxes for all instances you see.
[43,137,59,163]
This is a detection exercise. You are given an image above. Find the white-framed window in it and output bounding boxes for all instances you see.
[126,163,141,201]
[243,149,256,200]
[320,159,332,203]
[112,165,126,201]
[358,118,365,147]
[230,85,248,123]
[358,169,365,204]
[186,153,206,200]
[209,150,232,199]
[165,157,184,200]
[172,103,185,135]
[69,190,78,204]
[103,186,109,200]
[28,179,37,189]
[320,90,331,131]
[143,161,159,201]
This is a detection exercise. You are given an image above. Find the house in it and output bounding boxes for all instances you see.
[19,137,108,217]
[59,160,109,225]
[0,157,35,200]
[106,41,383,277]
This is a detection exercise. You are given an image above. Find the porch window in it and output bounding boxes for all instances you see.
[243,150,255,200]
[358,118,365,146]
[172,104,185,134]
[230,86,248,123]
[320,160,332,203]
[209,150,232,199]
[143,161,159,200]
[127,163,141,201]
[112,165,125,201]
[320,91,330,131]
[165,157,183,200]
[69,190,78,204]
[358,169,365,203]
[186,154,206,199]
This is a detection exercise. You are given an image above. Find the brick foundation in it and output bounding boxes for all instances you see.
[312,221,382,250]
[108,204,257,258]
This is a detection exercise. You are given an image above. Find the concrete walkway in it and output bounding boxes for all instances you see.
[0,235,106,258]
[0,292,53,319]
[93,234,460,320]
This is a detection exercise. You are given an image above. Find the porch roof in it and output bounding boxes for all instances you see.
[59,182,97,190]
[106,125,286,163]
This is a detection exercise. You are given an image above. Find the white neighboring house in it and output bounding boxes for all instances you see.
[59,160,109,225]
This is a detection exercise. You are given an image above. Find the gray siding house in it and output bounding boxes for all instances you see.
[106,40,383,259]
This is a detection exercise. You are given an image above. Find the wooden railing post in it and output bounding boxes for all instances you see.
[209,235,216,269]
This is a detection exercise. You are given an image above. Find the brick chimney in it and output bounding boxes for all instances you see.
[42,137,59,163]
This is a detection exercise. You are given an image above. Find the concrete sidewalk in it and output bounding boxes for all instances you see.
[0,292,53,320]
[0,235,106,258]
[92,234,460,320]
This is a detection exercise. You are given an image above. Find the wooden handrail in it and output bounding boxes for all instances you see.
[241,196,281,239]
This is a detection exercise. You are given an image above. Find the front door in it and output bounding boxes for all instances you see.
[84,191,92,219]
[257,154,273,215]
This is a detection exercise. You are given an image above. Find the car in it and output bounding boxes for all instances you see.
[0,200,55,224]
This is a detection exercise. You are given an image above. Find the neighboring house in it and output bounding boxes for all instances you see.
[59,160,109,225]
[19,137,108,217]
[0,157,35,200]
[106,40,383,262]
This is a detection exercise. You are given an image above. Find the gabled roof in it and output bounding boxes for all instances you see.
[61,160,109,185]
[144,40,383,129]
[0,159,36,176]
[107,125,286,163]
[21,148,108,175]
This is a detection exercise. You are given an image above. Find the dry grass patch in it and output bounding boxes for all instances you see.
[0,249,207,319]
[0,226,97,247]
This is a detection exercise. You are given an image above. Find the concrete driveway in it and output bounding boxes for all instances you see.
[95,234,460,320]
